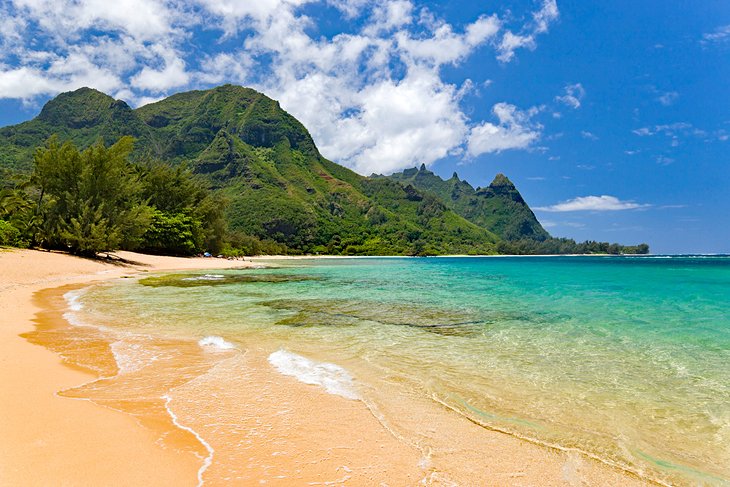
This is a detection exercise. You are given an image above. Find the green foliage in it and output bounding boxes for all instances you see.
[30,136,150,255]
[142,210,202,255]
[496,238,650,255]
[0,220,24,247]
[222,231,288,256]
[385,167,550,241]
[10,136,228,256]
[136,161,227,254]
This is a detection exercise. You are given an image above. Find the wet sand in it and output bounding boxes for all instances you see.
[0,249,654,486]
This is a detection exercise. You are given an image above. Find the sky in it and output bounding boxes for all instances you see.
[0,0,728,253]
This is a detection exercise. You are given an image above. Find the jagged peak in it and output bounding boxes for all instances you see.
[451,172,459,180]
[489,173,515,188]
[419,163,427,171]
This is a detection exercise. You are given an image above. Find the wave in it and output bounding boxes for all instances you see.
[268,350,359,400]
[182,274,225,281]
[163,395,213,487]
[62,288,89,326]
[198,336,237,351]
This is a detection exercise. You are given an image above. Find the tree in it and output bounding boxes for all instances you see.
[31,136,150,256]
[137,161,227,254]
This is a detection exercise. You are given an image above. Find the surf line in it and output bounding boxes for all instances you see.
[162,394,214,487]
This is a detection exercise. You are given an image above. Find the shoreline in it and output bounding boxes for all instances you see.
[1,248,656,486]
[0,249,259,486]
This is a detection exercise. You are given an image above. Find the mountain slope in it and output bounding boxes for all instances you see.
[385,165,550,241]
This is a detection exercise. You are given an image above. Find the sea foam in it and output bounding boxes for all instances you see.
[198,336,237,351]
[163,395,213,487]
[268,350,359,400]
[109,340,160,375]
[62,288,88,326]
[182,274,225,281]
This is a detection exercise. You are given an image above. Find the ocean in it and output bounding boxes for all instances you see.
[44,256,730,485]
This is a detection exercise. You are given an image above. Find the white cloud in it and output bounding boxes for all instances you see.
[633,122,694,138]
[11,0,180,42]
[657,91,678,106]
[702,24,730,44]
[555,83,585,109]
[497,0,559,62]
[395,15,500,67]
[131,56,190,92]
[580,130,598,140]
[632,127,653,136]
[467,103,541,156]
[0,57,121,99]
[0,0,560,174]
[536,195,650,212]
[196,52,252,85]
[366,0,413,33]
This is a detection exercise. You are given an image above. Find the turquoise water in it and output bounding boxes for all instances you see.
[75,256,730,485]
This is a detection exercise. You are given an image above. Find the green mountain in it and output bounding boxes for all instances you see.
[0,84,647,255]
[0,85,499,255]
[384,165,550,241]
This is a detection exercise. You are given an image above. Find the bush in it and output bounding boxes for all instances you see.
[0,220,23,247]
[140,210,202,255]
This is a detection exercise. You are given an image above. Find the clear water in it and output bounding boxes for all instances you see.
[70,256,730,485]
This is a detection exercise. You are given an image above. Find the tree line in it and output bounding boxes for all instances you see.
[496,238,649,255]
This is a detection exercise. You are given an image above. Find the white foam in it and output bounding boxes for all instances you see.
[198,336,237,351]
[62,288,88,326]
[268,350,359,400]
[64,289,85,311]
[109,341,160,375]
[163,394,213,487]
[182,274,225,281]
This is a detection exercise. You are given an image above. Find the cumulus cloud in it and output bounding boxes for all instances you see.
[0,0,560,174]
[536,195,650,212]
[467,103,542,156]
[131,56,189,92]
[555,83,585,109]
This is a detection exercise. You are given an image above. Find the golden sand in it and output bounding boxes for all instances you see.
[0,249,654,486]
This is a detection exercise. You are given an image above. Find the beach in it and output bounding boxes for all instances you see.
[1,249,660,485]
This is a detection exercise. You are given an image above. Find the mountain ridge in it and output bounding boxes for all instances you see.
[383,165,550,241]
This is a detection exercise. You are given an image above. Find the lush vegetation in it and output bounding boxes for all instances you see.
[496,238,650,255]
[386,165,649,255]
[0,137,230,256]
[0,84,649,256]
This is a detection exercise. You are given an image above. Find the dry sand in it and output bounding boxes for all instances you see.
[0,249,654,486]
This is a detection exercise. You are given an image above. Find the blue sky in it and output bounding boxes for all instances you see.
[0,0,728,253]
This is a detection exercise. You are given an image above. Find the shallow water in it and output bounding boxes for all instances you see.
[53,256,730,485]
